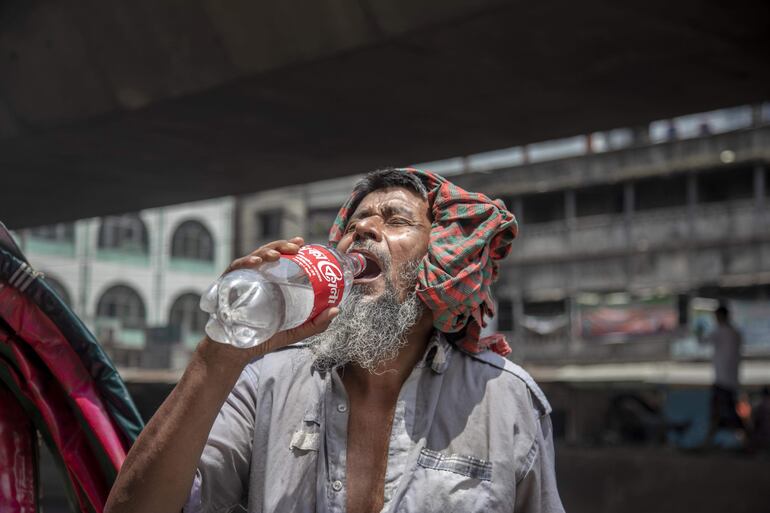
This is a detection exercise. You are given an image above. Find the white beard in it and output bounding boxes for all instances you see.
[305,250,424,373]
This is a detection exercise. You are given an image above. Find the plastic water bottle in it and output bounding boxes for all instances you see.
[200,245,367,348]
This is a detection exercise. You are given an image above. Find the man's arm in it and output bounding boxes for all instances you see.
[514,414,566,513]
[104,238,338,513]
[104,339,253,513]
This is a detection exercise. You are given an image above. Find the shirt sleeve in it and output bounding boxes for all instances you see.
[514,413,566,513]
[184,363,260,513]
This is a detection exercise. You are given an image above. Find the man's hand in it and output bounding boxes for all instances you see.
[104,236,337,513]
[208,236,339,364]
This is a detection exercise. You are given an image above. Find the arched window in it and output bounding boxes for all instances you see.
[169,293,207,336]
[98,214,149,253]
[96,285,146,329]
[44,276,72,306]
[171,220,214,261]
[256,209,283,240]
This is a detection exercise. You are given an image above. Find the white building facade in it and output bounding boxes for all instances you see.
[17,197,234,369]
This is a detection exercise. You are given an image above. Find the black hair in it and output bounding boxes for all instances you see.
[346,168,431,221]
[715,305,729,319]
[352,168,428,203]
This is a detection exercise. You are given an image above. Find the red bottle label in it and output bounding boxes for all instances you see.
[282,245,345,322]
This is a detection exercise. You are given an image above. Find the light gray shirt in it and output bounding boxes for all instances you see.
[185,333,565,513]
[709,324,742,391]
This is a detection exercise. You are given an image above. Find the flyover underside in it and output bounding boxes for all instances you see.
[1,0,768,228]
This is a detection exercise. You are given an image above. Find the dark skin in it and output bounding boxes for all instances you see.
[335,187,434,513]
[105,186,433,513]
[105,237,340,513]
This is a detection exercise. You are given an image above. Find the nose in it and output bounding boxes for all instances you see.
[353,216,383,242]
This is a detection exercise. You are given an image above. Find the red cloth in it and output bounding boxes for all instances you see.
[329,168,517,356]
[0,285,126,473]
[0,385,37,513]
[0,350,104,511]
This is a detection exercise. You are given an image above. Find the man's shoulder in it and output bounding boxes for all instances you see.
[243,343,315,381]
[454,346,552,417]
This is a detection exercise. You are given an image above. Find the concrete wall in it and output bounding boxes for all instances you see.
[556,445,770,513]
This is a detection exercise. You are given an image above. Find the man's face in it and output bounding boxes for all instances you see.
[306,187,431,371]
[335,187,431,301]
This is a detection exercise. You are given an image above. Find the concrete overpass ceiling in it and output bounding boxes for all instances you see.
[1,0,768,228]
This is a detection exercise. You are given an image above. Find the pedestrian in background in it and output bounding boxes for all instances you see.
[704,305,747,448]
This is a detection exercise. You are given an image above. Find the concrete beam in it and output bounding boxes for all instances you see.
[1,0,768,228]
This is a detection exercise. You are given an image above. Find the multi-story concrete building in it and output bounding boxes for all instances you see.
[15,197,234,369]
[17,105,769,381]
[234,174,364,255]
[234,105,770,445]
[236,105,770,369]
[13,106,768,446]
[451,125,768,364]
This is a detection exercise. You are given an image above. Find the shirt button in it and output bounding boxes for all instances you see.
[332,480,343,492]
[337,403,348,413]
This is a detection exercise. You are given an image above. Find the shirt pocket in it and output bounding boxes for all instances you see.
[416,448,493,481]
[399,448,493,512]
[289,410,321,453]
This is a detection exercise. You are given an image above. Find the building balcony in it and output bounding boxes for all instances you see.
[512,200,767,265]
[510,331,680,365]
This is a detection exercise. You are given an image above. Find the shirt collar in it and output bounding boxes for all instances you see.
[415,331,452,374]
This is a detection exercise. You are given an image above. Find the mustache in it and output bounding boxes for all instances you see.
[348,240,391,270]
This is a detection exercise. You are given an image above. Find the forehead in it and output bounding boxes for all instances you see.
[352,187,429,217]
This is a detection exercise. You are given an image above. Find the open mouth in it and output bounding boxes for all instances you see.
[350,251,383,282]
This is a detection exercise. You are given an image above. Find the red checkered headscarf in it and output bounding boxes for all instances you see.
[328,168,518,356]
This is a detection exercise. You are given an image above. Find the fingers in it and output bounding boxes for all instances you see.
[261,237,305,254]
[224,237,305,274]
[225,254,263,274]
[256,238,303,265]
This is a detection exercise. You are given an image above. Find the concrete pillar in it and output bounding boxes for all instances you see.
[232,195,243,258]
[565,189,576,248]
[686,172,698,236]
[754,164,766,273]
[755,163,766,214]
[686,172,698,289]
[751,103,764,128]
[221,199,234,269]
[631,125,650,146]
[513,197,524,226]
[152,209,166,326]
[623,182,635,287]
[78,220,92,326]
[461,156,471,174]
[565,189,576,225]
[564,189,579,353]
[567,292,581,354]
[513,291,526,363]
[623,182,635,230]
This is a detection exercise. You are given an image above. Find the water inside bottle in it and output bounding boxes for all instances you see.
[201,269,316,348]
[219,279,282,347]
